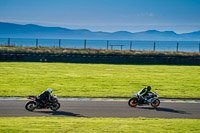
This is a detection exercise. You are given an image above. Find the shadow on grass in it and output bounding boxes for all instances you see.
[35,111,86,117]
[137,107,189,114]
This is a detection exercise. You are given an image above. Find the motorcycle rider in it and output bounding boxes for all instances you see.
[37,88,53,107]
[137,86,152,103]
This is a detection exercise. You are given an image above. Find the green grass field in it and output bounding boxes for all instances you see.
[0,62,199,98]
[0,117,199,133]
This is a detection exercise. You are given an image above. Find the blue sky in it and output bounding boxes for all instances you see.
[0,0,200,33]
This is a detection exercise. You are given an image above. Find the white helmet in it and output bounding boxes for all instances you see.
[47,88,52,94]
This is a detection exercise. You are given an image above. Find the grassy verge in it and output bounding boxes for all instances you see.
[1,45,200,57]
[0,62,199,98]
[0,117,199,133]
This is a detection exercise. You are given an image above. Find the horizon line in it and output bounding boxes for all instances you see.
[1,21,200,34]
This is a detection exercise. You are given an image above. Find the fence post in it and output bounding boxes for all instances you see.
[8,38,10,46]
[107,40,109,50]
[84,40,86,49]
[130,41,132,50]
[59,39,61,48]
[121,45,123,50]
[176,42,179,52]
[153,41,156,51]
[36,39,38,47]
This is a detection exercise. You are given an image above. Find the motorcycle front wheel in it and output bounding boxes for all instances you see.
[128,98,138,107]
[50,102,60,111]
[25,101,36,111]
[151,99,160,108]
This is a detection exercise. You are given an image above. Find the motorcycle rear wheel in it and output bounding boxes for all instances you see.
[50,102,60,111]
[25,101,36,111]
[151,99,160,108]
[128,98,137,107]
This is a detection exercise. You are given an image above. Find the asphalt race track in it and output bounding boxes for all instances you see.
[0,100,200,119]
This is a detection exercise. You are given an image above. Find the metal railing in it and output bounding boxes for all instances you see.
[0,38,200,52]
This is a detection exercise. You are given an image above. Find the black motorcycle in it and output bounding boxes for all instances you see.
[25,95,60,111]
[128,91,160,108]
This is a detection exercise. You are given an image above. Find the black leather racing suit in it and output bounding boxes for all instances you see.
[37,91,51,106]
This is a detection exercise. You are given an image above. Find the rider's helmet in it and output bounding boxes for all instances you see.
[147,86,151,91]
[47,88,53,94]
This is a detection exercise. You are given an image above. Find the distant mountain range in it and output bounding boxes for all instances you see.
[0,22,200,41]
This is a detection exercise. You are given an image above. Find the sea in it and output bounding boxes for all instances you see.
[0,38,199,52]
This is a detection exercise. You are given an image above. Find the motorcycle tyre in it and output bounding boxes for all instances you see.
[50,102,60,111]
[128,98,138,107]
[151,99,160,108]
[25,101,36,111]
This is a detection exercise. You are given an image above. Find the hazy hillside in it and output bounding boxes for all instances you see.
[0,22,200,41]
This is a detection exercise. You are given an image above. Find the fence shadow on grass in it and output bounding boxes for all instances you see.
[35,111,86,117]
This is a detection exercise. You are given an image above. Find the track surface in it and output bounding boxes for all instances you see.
[0,100,199,118]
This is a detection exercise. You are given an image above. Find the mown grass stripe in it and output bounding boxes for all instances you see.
[0,62,199,98]
[0,117,200,133]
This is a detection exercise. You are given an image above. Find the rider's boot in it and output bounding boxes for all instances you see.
[138,97,144,104]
